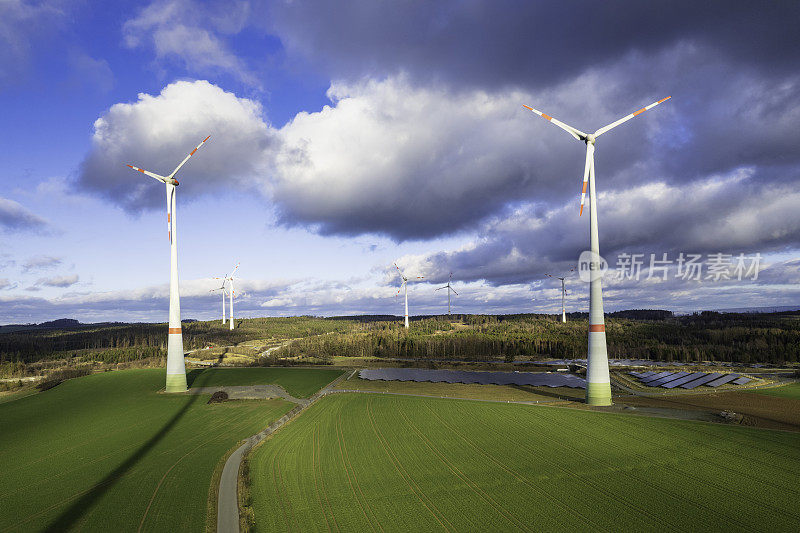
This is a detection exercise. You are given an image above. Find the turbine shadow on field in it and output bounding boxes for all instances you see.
[510,384,586,403]
[42,370,208,532]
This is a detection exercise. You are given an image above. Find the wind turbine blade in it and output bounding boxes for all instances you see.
[127,164,167,183]
[169,135,211,178]
[594,96,671,137]
[451,287,459,296]
[435,286,447,291]
[228,262,240,278]
[579,144,592,217]
[522,105,587,141]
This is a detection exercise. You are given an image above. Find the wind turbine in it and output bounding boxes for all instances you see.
[126,135,211,392]
[524,96,671,406]
[210,279,228,324]
[223,263,239,330]
[394,263,424,329]
[546,269,574,323]
[435,272,458,315]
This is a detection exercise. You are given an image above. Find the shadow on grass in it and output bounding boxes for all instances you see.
[510,384,586,403]
[42,369,212,532]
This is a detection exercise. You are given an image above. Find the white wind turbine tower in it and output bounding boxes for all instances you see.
[394,263,424,329]
[223,263,240,330]
[126,135,211,392]
[210,279,228,324]
[524,96,671,406]
[546,269,574,323]
[435,272,458,315]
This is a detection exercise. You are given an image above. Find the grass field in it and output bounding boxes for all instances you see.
[747,382,800,399]
[0,369,298,532]
[335,376,584,403]
[187,367,344,397]
[250,393,800,532]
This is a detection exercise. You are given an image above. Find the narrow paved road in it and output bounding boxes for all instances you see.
[216,370,355,533]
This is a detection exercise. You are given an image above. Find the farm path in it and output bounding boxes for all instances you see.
[216,369,355,533]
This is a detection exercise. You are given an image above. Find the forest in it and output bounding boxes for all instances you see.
[1,311,798,378]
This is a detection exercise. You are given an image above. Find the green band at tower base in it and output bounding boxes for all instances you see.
[165,373,188,393]
[586,381,612,406]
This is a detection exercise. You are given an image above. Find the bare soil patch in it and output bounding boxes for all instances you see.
[616,391,800,431]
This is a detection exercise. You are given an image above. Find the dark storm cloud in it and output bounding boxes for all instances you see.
[269,1,799,89]
[76,1,800,249]
[260,1,800,242]
[411,169,800,286]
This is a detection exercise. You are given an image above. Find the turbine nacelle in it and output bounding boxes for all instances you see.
[585,134,596,144]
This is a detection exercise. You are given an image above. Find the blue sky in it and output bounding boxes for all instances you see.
[1,1,799,324]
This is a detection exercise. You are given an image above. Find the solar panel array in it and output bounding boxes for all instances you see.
[629,371,753,389]
[359,368,587,389]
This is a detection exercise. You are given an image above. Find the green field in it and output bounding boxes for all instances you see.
[188,367,344,397]
[250,393,800,532]
[0,369,299,532]
[747,382,800,399]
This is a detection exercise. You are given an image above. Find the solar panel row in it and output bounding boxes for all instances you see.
[647,371,692,387]
[681,373,724,389]
[359,368,587,389]
[661,372,707,388]
[704,374,740,387]
[640,371,674,383]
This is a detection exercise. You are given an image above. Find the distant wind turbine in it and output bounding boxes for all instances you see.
[524,96,671,406]
[222,263,239,330]
[126,135,211,392]
[394,263,424,329]
[210,279,228,324]
[546,269,574,323]
[435,272,458,315]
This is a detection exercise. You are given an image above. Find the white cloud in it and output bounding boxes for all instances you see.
[270,75,563,239]
[0,196,49,232]
[22,255,61,272]
[122,0,258,87]
[77,80,275,210]
[36,274,79,288]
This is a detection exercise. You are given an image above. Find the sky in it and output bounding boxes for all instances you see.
[1,0,799,324]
